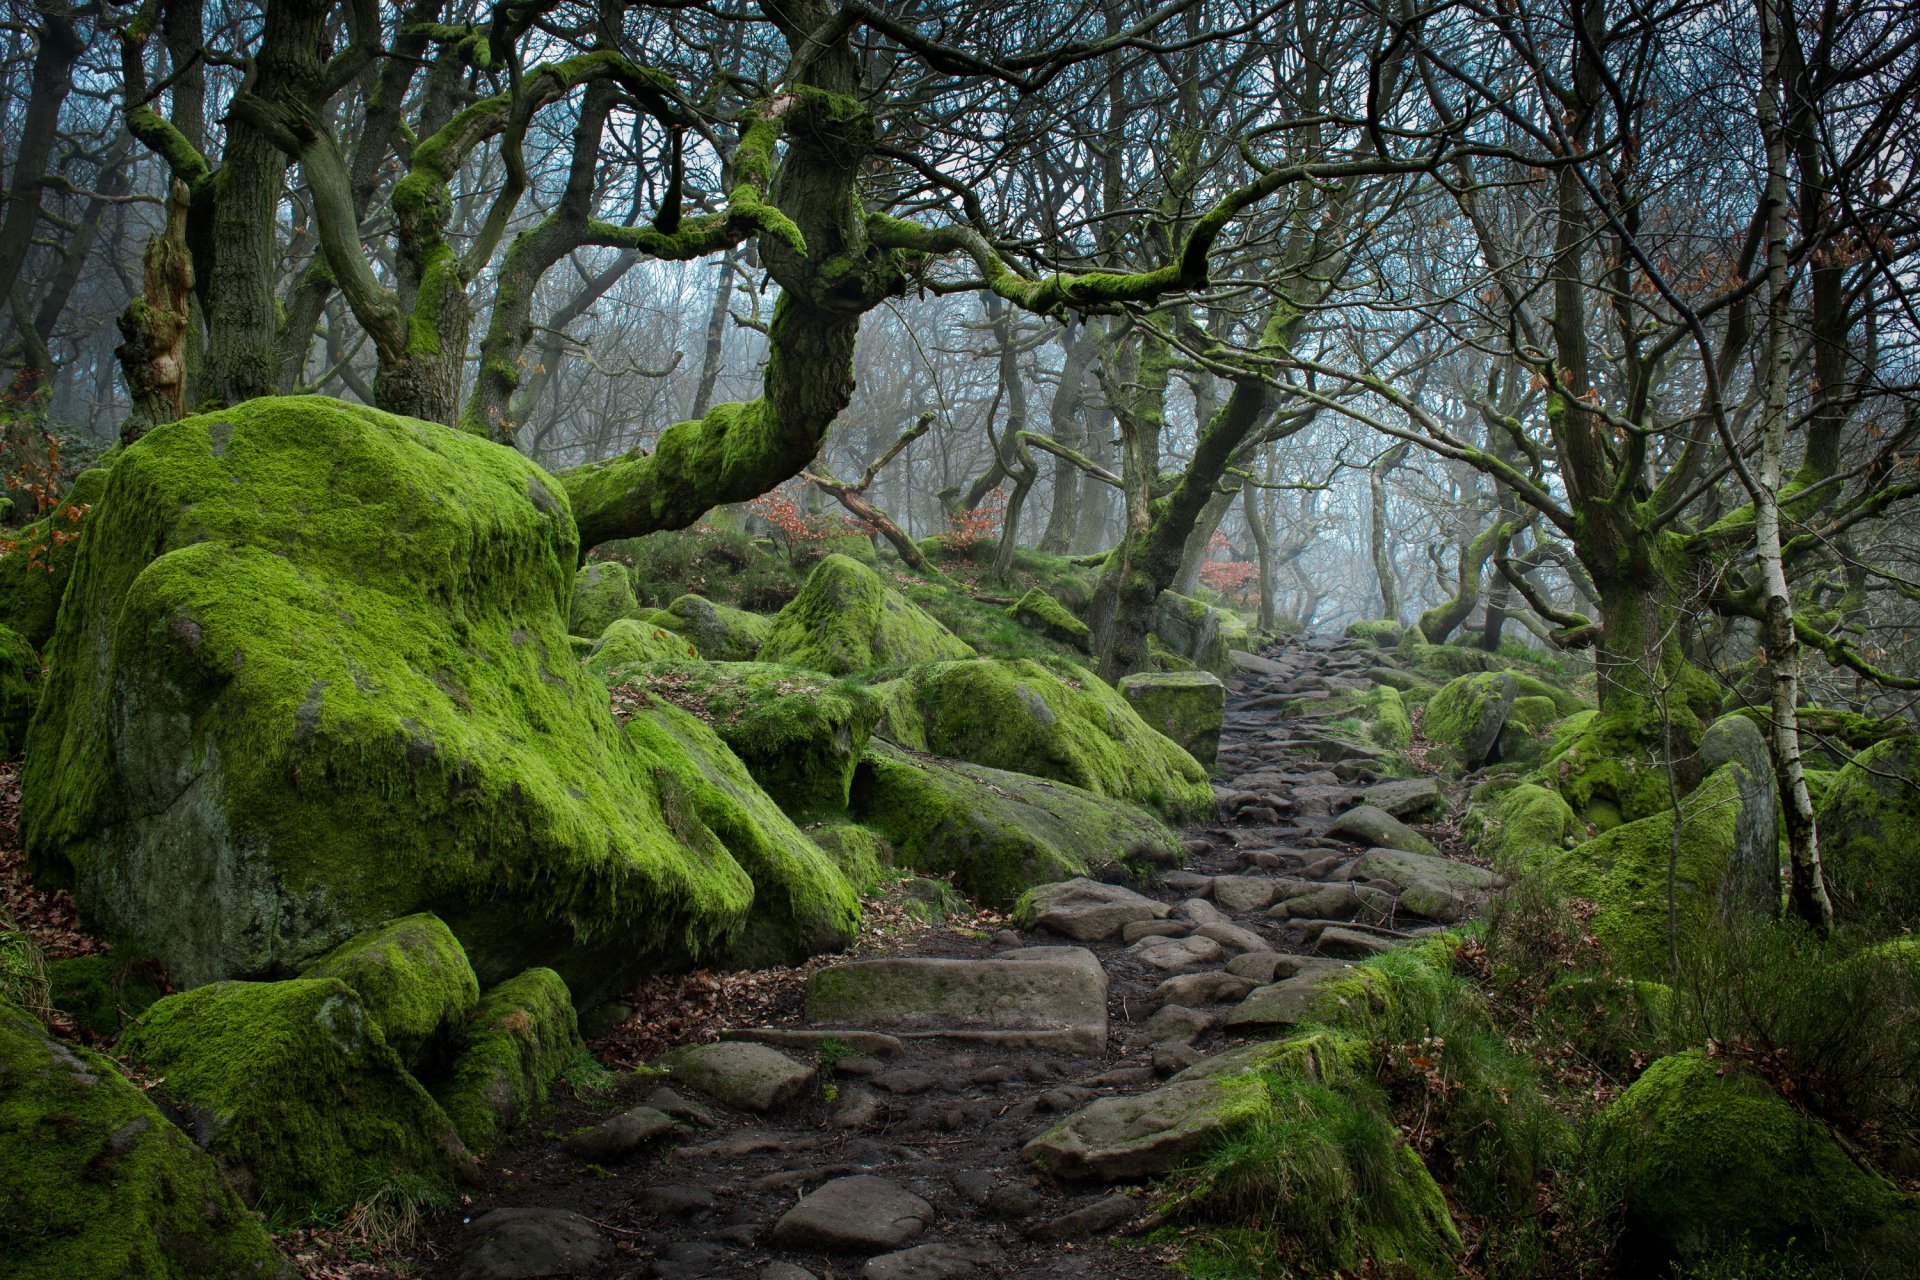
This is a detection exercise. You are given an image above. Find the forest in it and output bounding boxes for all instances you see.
[0,0,1916,1276]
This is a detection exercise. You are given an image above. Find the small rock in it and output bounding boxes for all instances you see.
[762,1265,820,1280]
[861,1243,1004,1280]
[643,1086,719,1128]
[834,1054,886,1077]
[1269,883,1393,923]
[635,1184,718,1217]
[1173,897,1226,926]
[1195,920,1269,954]
[1084,1065,1157,1088]
[1399,880,1470,923]
[1121,918,1192,944]
[1129,934,1224,970]
[1154,971,1256,1005]
[1136,1004,1213,1046]
[1151,1043,1204,1076]
[560,1106,674,1161]
[1024,1192,1138,1240]
[1224,951,1296,984]
[1316,926,1398,958]
[1350,846,1500,892]
[1325,805,1437,854]
[990,929,1025,948]
[1209,876,1278,912]
[831,1087,884,1129]
[1160,871,1214,893]
[985,1181,1039,1219]
[871,1069,940,1095]
[1018,878,1169,941]
[657,1042,815,1113]
[1360,777,1444,818]
[458,1208,610,1280]
[771,1175,933,1251]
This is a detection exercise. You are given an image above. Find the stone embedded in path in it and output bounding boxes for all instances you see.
[1024,1193,1139,1240]
[1121,918,1191,943]
[1349,846,1500,893]
[1225,962,1357,1030]
[1015,877,1169,941]
[1225,951,1298,983]
[1208,875,1278,911]
[560,1105,674,1161]
[1326,805,1437,854]
[1024,1076,1263,1179]
[861,1243,1004,1279]
[771,1175,933,1251]
[1136,1003,1215,1046]
[721,1026,904,1056]
[656,1042,815,1113]
[1155,971,1257,1005]
[1128,934,1225,970]
[1195,920,1271,954]
[1399,881,1471,922]
[805,947,1108,1053]
[1360,777,1444,818]
[1316,926,1399,959]
[457,1208,611,1280]
[1270,883,1394,923]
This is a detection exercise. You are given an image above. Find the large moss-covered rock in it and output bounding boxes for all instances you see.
[0,623,37,755]
[870,658,1214,823]
[1009,588,1091,653]
[849,741,1180,907]
[118,976,470,1214]
[43,952,164,1038]
[612,661,881,820]
[568,560,643,638]
[1531,711,1674,830]
[435,967,581,1152]
[1424,672,1516,770]
[654,593,773,661]
[583,617,699,674]
[1343,619,1404,647]
[621,692,859,967]
[300,914,479,1067]
[0,999,289,1280]
[20,396,802,997]
[1151,590,1251,675]
[1816,735,1920,928]
[758,554,973,675]
[0,463,110,648]
[1359,684,1413,749]
[1495,695,1558,767]
[1591,1051,1909,1264]
[1117,670,1224,766]
[1464,782,1580,871]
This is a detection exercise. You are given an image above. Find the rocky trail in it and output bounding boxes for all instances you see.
[424,635,1499,1280]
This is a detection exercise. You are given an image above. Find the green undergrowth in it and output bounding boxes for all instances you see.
[596,518,805,614]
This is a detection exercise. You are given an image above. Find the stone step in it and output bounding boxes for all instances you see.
[804,947,1108,1054]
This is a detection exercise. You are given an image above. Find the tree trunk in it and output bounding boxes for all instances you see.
[1038,323,1095,554]
[1369,442,1408,621]
[115,181,195,443]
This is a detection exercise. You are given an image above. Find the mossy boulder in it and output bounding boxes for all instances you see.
[803,822,893,894]
[620,692,859,967]
[1591,1051,1909,1264]
[1401,641,1505,680]
[20,396,799,998]
[758,553,974,675]
[300,914,479,1068]
[1816,735,1920,929]
[568,560,643,638]
[0,463,110,648]
[1495,694,1559,767]
[1117,670,1225,766]
[654,593,773,661]
[43,952,164,1038]
[1343,619,1405,647]
[1360,685,1413,750]
[1423,672,1517,771]
[435,967,581,1152]
[1464,782,1580,871]
[1531,711,1674,830]
[1008,588,1091,653]
[0,623,38,755]
[870,657,1214,823]
[583,617,699,674]
[1510,672,1585,717]
[1151,589,1251,675]
[119,976,470,1214]
[849,740,1180,907]
[612,660,881,820]
[0,999,290,1280]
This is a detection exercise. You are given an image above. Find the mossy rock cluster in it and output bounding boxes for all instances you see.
[1008,588,1091,653]
[1531,710,1674,831]
[300,913,478,1065]
[1343,618,1405,647]
[1117,670,1225,765]
[435,966,582,1152]
[1815,735,1920,931]
[653,593,773,661]
[20,397,851,998]
[759,553,974,675]
[1358,684,1414,750]
[849,740,1180,906]
[1423,671,1518,771]
[1,998,291,1280]
[1464,781,1581,872]
[1151,589,1252,675]
[568,560,645,638]
[869,657,1214,823]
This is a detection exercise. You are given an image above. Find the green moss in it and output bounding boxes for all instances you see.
[803,821,894,894]
[1360,684,1413,749]
[1401,640,1505,679]
[1343,619,1405,647]
[43,952,163,1037]
[1591,1050,1907,1264]
[609,660,880,818]
[1532,710,1676,830]
[1008,587,1091,652]
[1464,782,1580,872]
[119,977,469,1216]
[653,593,772,660]
[758,554,974,675]
[868,657,1214,823]
[1537,975,1668,1072]
[583,617,699,675]
[0,464,109,648]
[1152,589,1253,675]
[300,914,479,1068]
[434,967,581,1153]
[1496,695,1560,768]
[1423,671,1516,771]
[1510,671,1585,716]
[568,560,643,638]
[21,397,764,1000]
[620,694,858,967]
[1118,670,1226,764]
[0,623,37,756]
[600,522,803,614]
[0,929,46,1011]
[0,999,289,1279]
[849,740,1179,907]
[1814,736,1920,931]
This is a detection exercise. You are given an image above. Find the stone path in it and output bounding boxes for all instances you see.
[426,636,1496,1280]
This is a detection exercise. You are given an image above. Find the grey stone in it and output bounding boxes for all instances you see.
[1016,878,1169,941]
[1151,1043,1204,1076]
[871,1069,939,1095]
[721,1027,904,1056]
[560,1105,674,1161]
[458,1208,611,1280]
[642,1086,719,1128]
[1154,971,1256,1005]
[1224,963,1355,1029]
[1174,896,1227,925]
[1118,670,1226,765]
[1316,926,1397,958]
[1121,918,1191,944]
[635,1184,718,1217]
[1270,883,1393,923]
[1360,777,1444,818]
[1023,1078,1250,1179]
[1224,951,1297,984]
[1209,876,1278,911]
[1349,846,1500,892]
[1135,1003,1214,1046]
[860,1244,1004,1280]
[1398,881,1470,923]
[761,1265,820,1280]
[772,1175,933,1251]
[1195,920,1270,954]
[1024,1192,1139,1240]
[806,947,1108,1054]
[656,1042,815,1113]
[1700,712,1781,922]
[831,1087,884,1129]
[1326,805,1437,854]
[1128,934,1224,970]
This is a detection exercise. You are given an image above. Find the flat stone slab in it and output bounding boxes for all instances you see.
[657,1042,816,1113]
[1128,934,1224,970]
[560,1106,674,1161]
[1023,1077,1262,1180]
[1326,805,1437,854]
[1350,846,1500,892]
[805,947,1108,1054]
[772,1175,932,1252]
[1316,926,1399,958]
[1016,877,1169,941]
[458,1208,611,1280]
[720,1027,905,1056]
[1224,961,1356,1030]
[1209,875,1278,911]
[861,1243,1004,1279]
[1360,777,1444,818]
